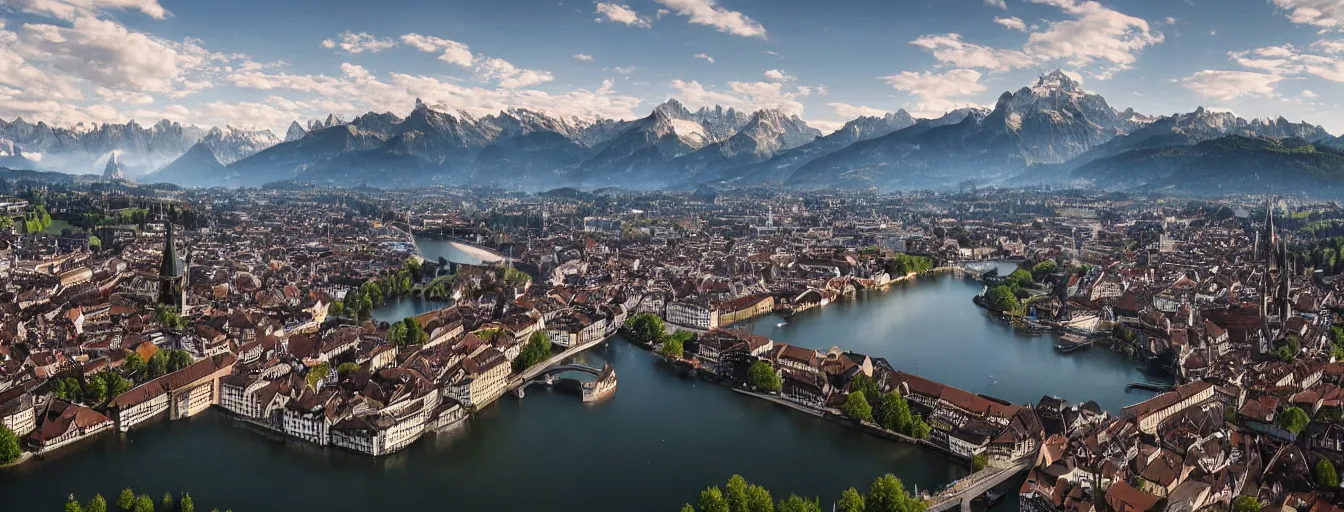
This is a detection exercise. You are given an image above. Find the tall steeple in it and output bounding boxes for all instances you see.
[158,209,185,311]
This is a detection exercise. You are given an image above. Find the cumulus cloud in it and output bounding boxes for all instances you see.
[656,0,767,39]
[400,33,473,67]
[669,79,809,115]
[1182,70,1285,101]
[595,3,652,28]
[574,53,595,61]
[1225,43,1344,83]
[693,52,715,63]
[994,16,1027,31]
[1272,0,1344,30]
[18,0,169,20]
[911,33,1034,72]
[763,69,795,81]
[475,57,554,88]
[320,31,398,54]
[1023,0,1164,76]
[881,68,986,118]
[985,0,1007,8]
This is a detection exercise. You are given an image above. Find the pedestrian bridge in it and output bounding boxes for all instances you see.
[514,364,605,398]
[925,460,1030,512]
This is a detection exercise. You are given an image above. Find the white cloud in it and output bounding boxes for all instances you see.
[1224,43,1344,83]
[910,33,1034,72]
[828,102,889,118]
[763,69,795,81]
[595,3,652,28]
[320,31,397,54]
[881,68,986,118]
[994,16,1027,31]
[573,53,594,61]
[693,52,715,63]
[1313,39,1344,53]
[20,17,221,95]
[17,0,169,20]
[1272,0,1344,30]
[1023,0,1164,76]
[656,0,767,39]
[763,50,782,58]
[475,57,554,88]
[985,0,1007,8]
[1302,89,1319,98]
[607,66,636,74]
[1182,70,1285,101]
[669,79,809,115]
[400,33,473,67]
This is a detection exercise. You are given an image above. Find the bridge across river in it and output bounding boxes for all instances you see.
[925,461,1031,512]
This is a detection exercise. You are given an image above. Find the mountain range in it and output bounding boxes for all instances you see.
[7,69,1344,197]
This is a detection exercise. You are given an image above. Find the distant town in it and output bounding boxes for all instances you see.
[3,182,1344,512]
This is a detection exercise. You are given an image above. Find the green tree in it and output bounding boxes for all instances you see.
[843,392,874,422]
[0,424,21,464]
[117,489,135,511]
[88,235,102,251]
[336,362,362,377]
[83,377,108,405]
[405,257,423,281]
[660,337,685,359]
[866,474,925,512]
[1277,406,1311,434]
[878,392,913,434]
[386,321,407,345]
[133,494,153,512]
[837,488,866,512]
[850,375,881,407]
[984,285,1020,313]
[100,371,132,398]
[1232,496,1261,512]
[86,494,107,512]
[748,361,782,392]
[161,493,173,511]
[907,417,931,440]
[972,453,988,472]
[122,353,146,379]
[725,475,750,512]
[513,331,555,372]
[682,505,697,512]
[625,313,666,345]
[166,350,193,373]
[65,498,84,512]
[745,484,773,512]
[148,351,169,378]
[1318,458,1340,488]
[307,362,331,390]
[1031,260,1058,281]
[776,495,820,512]
[179,494,194,512]
[699,487,730,512]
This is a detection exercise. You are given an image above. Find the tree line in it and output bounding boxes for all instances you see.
[682,473,927,512]
[62,488,231,512]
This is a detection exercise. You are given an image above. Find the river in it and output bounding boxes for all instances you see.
[1,252,1166,511]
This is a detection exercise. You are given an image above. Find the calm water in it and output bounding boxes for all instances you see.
[1,259,1162,511]
[0,340,964,511]
[740,266,1164,413]
[369,238,481,322]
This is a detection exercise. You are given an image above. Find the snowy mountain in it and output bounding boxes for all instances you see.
[284,121,306,143]
[201,126,281,165]
[102,152,126,180]
[671,109,821,183]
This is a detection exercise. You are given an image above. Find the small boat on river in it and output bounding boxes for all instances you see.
[1055,334,1093,353]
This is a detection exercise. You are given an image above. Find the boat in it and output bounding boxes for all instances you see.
[1055,334,1093,353]
[776,322,787,327]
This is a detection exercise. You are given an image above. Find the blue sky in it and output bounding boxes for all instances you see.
[2,0,1344,134]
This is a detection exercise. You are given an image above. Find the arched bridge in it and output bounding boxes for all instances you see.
[515,364,606,398]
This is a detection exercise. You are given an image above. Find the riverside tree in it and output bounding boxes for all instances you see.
[0,424,22,464]
[843,391,873,422]
[748,361,782,392]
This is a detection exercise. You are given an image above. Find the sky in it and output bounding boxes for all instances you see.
[3,0,1344,135]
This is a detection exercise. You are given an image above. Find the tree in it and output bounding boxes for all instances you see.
[123,354,146,379]
[161,493,173,512]
[179,494,195,512]
[100,371,131,398]
[625,313,666,345]
[405,257,423,282]
[878,392,913,434]
[166,350,193,373]
[83,377,108,405]
[984,285,1020,313]
[1318,458,1340,489]
[907,417,931,440]
[660,337,685,359]
[117,489,135,511]
[513,331,555,372]
[973,453,988,472]
[86,494,107,512]
[307,362,331,390]
[843,392,874,422]
[866,474,925,512]
[0,424,21,464]
[65,498,84,512]
[725,475,750,512]
[777,495,820,512]
[1277,406,1311,434]
[133,494,154,512]
[336,362,362,377]
[748,361,782,392]
[745,484,773,512]
[148,351,169,379]
[699,487,730,512]
[837,488,866,512]
[1232,496,1261,512]
[88,235,102,251]
[386,321,407,345]
[850,375,881,407]
[682,505,697,512]
[402,317,428,345]
[1031,260,1058,281]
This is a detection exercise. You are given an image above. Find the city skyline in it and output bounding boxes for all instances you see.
[3,0,1344,134]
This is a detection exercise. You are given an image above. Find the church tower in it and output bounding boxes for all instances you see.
[158,215,186,311]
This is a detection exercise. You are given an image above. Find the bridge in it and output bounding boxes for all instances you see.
[925,460,1031,512]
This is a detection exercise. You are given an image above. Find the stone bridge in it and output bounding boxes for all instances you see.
[925,460,1031,512]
